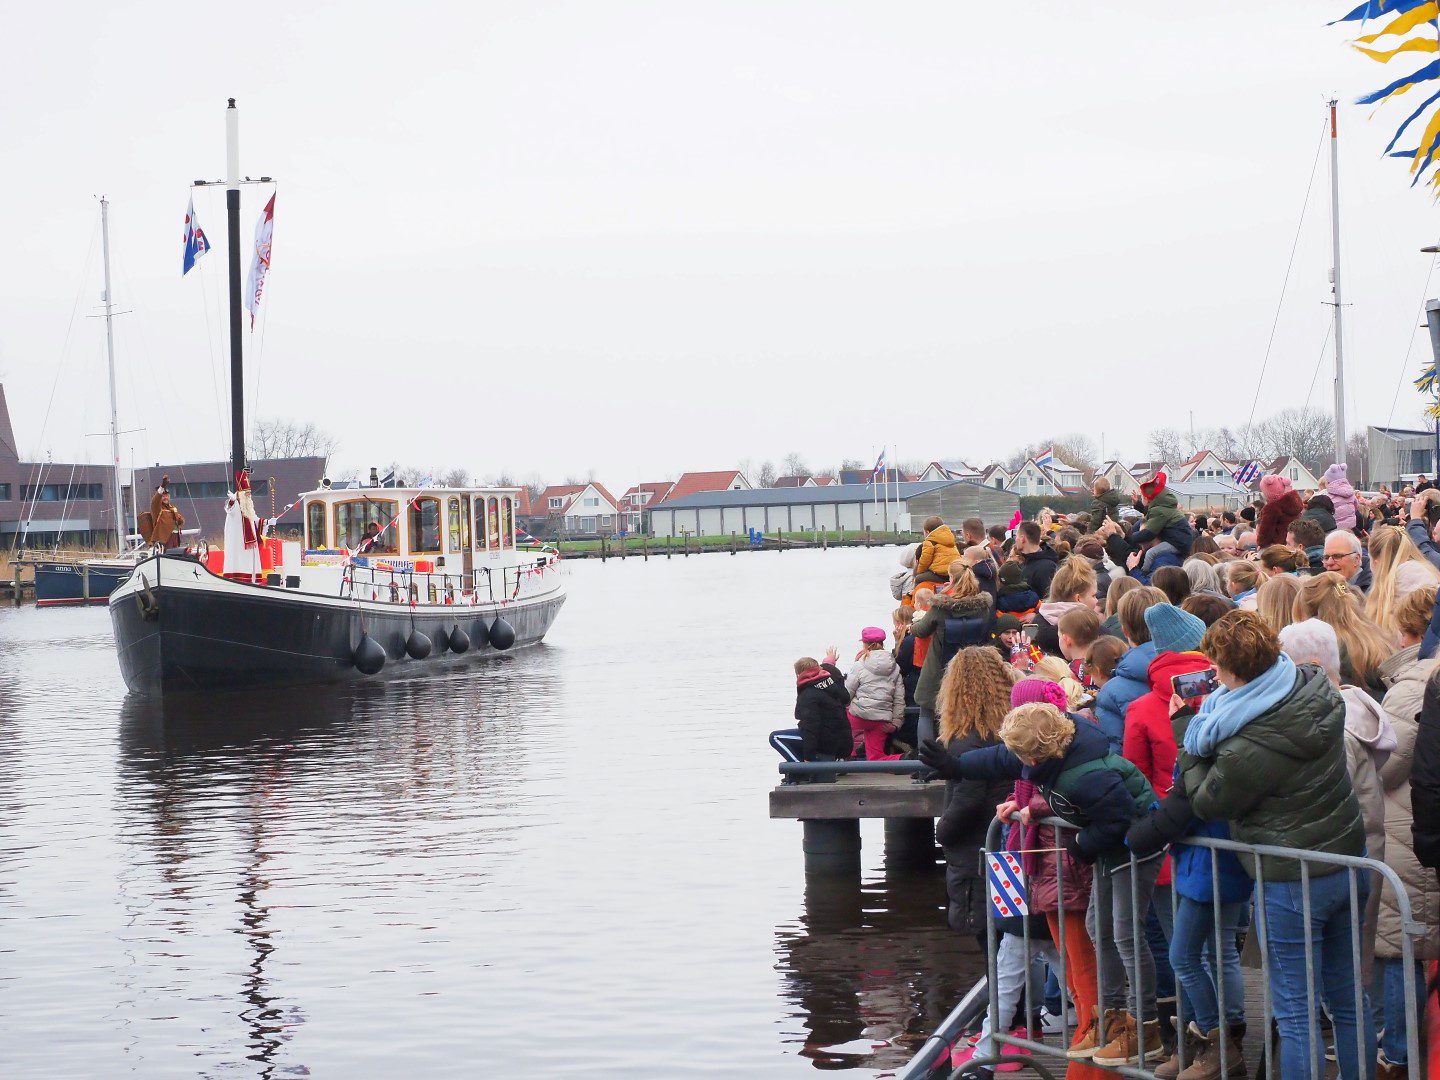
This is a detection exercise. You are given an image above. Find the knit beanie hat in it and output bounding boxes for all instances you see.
[1259,473,1294,501]
[1140,471,1168,502]
[1144,603,1207,654]
[1076,538,1104,561]
[1323,463,1347,486]
[999,562,1024,588]
[1011,678,1067,710]
[994,613,1023,634]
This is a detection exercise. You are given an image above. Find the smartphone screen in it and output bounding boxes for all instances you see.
[1172,669,1218,705]
[1022,623,1040,642]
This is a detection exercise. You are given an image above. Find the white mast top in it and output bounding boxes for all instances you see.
[226,98,239,188]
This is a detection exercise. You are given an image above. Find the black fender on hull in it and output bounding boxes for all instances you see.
[354,632,386,675]
[488,617,515,651]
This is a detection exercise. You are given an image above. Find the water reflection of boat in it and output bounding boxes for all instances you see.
[772,856,976,1071]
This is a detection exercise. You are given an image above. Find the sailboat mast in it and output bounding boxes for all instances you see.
[99,197,125,550]
[1329,99,1347,468]
[225,98,246,483]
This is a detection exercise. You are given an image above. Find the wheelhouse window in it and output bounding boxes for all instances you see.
[500,497,514,549]
[486,496,500,550]
[334,499,398,553]
[409,496,442,554]
[306,502,327,549]
[448,496,471,553]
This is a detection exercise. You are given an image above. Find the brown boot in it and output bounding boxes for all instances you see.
[1155,1021,1206,1080]
[1067,1008,1119,1060]
[1375,1051,1405,1080]
[1093,1012,1167,1067]
[1177,1025,1248,1079]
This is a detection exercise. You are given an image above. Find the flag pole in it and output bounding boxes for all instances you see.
[225,98,246,484]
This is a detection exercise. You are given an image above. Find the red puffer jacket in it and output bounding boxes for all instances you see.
[1024,789,1094,914]
[1122,649,1214,887]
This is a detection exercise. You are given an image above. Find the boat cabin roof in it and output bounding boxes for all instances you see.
[301,485,521,501]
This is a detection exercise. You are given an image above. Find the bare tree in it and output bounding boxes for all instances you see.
[437,467,471,487]
[1252,408,1336,475]
[1345,432,1370,488]
[1051,434,1099,469]
[757,461,777,487]
[249,418,338,462]
[1146,427,1191,466]
[781,452,811,478]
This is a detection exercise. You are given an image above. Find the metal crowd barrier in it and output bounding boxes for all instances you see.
[900,814,1430,1080]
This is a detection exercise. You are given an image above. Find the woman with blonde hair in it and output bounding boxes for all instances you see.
[1101,575,1141,638]
[1225,559,1261,609]
[1031,555,1099,657]
[1366,524,1440,636]
[1294,571,1396,698]
[1259,544,1307,577]
[1255,573,1303,635]
[933,647,1018,943]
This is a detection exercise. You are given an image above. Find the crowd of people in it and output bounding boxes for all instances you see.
[769,466,1440,1080]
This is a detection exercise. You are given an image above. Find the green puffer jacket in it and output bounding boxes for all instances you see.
[1179,663,1365,881]
[1088,488,1125,525]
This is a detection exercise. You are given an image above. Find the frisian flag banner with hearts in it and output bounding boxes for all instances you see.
[987,851,1028,919]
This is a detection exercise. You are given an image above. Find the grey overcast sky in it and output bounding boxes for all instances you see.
[2,1,1438,487]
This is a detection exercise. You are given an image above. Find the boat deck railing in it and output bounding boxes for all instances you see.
[341,559,560,607]
[899,813,1432,1079]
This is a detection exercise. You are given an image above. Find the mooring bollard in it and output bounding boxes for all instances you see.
[731,531,737,555]
[684,534,690,557]
[642,535,648,561]
[865,525,872,547]
[666,535,672,559]
[801,819,861,875]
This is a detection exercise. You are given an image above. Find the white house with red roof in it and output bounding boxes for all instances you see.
[619,482,674,533]
[657,470,751,503]
[532,482,622,538]
[1174,450,1237,483]
[1095,460,1141,497]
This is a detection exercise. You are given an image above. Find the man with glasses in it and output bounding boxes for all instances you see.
[1321,530,1370,592]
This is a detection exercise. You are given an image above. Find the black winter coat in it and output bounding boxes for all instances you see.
[913,593,995,712]
[1412,673,1440,872]
[936,730,1011,936]
[971,557,998,601]
[794,663,852,760]
[1019,547,1061,599]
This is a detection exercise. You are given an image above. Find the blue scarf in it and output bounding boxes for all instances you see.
[1183,654,1297,758]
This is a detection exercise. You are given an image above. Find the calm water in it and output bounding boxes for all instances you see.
[0,548,976,1077]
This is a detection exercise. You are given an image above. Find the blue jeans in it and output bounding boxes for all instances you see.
[1147,885,1176,1000]
[1169,896,1246,1033]
[1264,872,1376,1080]
[1377,957,1425,1065]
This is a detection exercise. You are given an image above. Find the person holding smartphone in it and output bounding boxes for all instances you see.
[1172,610,1372,1080]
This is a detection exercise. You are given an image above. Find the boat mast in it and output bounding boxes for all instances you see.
[1329,99,1347,468]
[99,197,126,551]
[225,98,246,484]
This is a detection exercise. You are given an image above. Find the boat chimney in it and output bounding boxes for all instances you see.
[369,467,379,488]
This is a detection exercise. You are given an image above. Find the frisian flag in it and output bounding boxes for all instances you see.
[244,193,275,328]
[871,447,887,484]
[1232,460,1262,487]
[987,851,1028,918]
[182,196,210,275]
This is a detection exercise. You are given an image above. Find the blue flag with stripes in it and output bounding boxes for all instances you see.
[988,851,1028,918]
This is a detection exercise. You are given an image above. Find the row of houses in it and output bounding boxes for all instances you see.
[528,447,1353,540]
[915,450,1326,499]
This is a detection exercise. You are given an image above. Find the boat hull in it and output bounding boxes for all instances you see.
[109,555,565,695]
[33,561,133,607]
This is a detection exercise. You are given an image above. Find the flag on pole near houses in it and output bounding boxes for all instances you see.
[182,196,210,275]
[872,447,887,484]
[1232,460,1261,487]
[987,852,1028,918]
[244,193,275,328]
[1035,446,1055,470]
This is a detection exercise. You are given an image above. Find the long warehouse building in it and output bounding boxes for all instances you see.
[645,480,1020,539]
